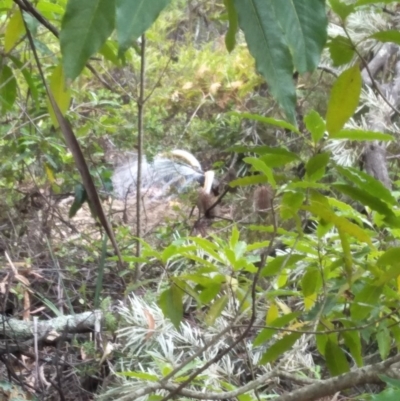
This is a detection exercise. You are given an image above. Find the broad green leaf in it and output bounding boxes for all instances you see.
[316,332,328,356]
[287,181,328,190]
[328,35,355,66]
[305,152,330,182]
[37,1,65,17]
[350,284,383,321]
[336,166,396,205]
[261,255,306,277]
[377,324,391,360]
[329,0,355,20]
[271,0,327,73]
[224,0,238,52]
[371,30,400,46]
[47,64,71,127]
[230,225,240,248]
[304,110,326,143]
[303,204,371,244]
[0,65,17,112]
[301,267,321,297]
[231,112,299,133]
[44,163,55,184]
[100,40,120,66]
[60,0,116,79]
[232,0,296,123]
[199,283,222,304]
[326,65,362,136]
[243,157,276,188]
[205,295,228,326]
[5,9,25,52]
[259,332,302,364]
[342,329,363,367]
[281,191,304,220]
[371,388,400,401]
[325,338,350,376]
[69,183,87,218]
[377,248,400,267]
[378,375,400,389]
[333,184,395,218]
[260,150,299,168]
[159,285,183,329]
[230,175,269,188]
[330,129,393,141]
[253,312,301,345]
[266,303,279,324]
[116,0,170,54]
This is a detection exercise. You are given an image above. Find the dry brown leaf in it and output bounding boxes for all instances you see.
[182,82,193,90]
[209,82,221,95]
[144,308,155,340]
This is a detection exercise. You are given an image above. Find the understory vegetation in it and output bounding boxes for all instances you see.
[3,1,400,401]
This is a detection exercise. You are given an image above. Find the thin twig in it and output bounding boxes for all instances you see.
[135,35,146,283]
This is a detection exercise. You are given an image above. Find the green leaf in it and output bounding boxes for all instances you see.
[303,203,371,245]
[371,388,400,401]
[205,295,229,326]
[100,40,120,66]
[224,0,238,52]
[377,248,400,267]
[350,284,383,321]
[231,112,299,133]
[5,9,25,52]
[0,65,17,112]
[243,157,276,188]
[230,175,269,188]
[159,285,183,329]
[260,149,299,168]
[371,30,400,46]
[342,329,363,367]
[232,0,296,123]
[199,283,222,304]
[336,166,396,205]
[47,64,71,127]
[9,56,39,107]
[121,371,158,381]
[301,267,321,297]
[378,375,400,389]
[253,312,301,346]
[325,338,350,376]
[329,0,355,21]
[327,35,355,66]
[326,65,362,136]
[377,324,391,360]
[259,332,302,364]
[261,255,306,277]
[281,191,304,220]
[305,152,330,182]
[333,184,395,218]
[69,184,88,218]
[60,0,116,80]
[304,110,326,143]
[116,0,170,54]
[271,0,327,73]
[330,129,393,141]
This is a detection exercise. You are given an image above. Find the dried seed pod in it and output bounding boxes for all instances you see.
[253,185,273,213]
[197,189,218,217]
